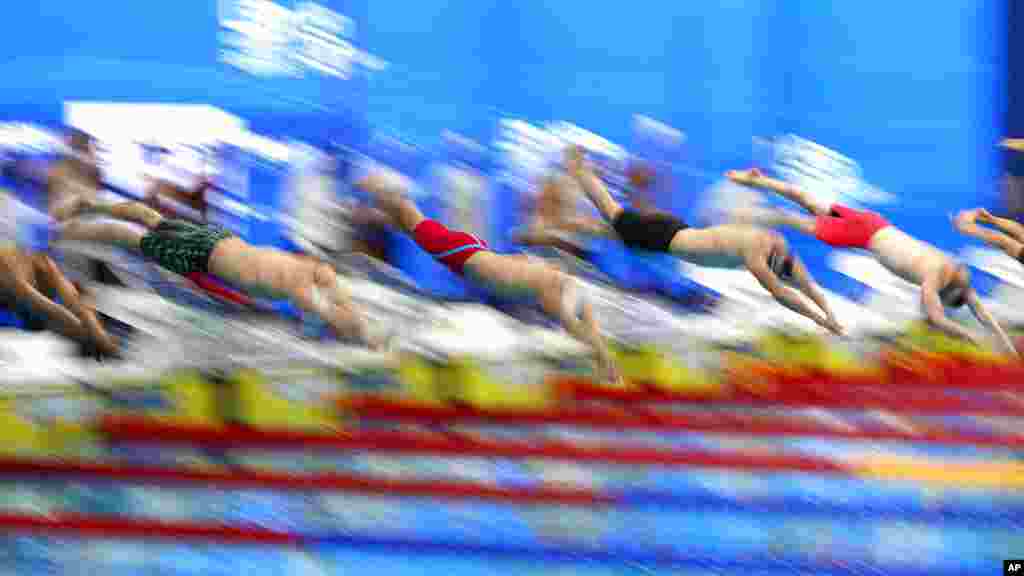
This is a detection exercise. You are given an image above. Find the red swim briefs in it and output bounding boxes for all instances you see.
[412,219,489,276]
[813,204,891,249]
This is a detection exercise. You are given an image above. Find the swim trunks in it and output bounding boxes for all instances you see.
[813,204,891,249]
[139,219,234,277]
[412,219,489,276]
[611,209,688,253]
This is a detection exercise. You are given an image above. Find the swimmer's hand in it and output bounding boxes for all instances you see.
[725,168,765,187]
[824,317,846,338]
[597,354,624,388]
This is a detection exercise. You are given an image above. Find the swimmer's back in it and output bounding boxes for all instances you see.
[870,227,950,285]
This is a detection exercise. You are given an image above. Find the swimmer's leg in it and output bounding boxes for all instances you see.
[735,207,818,236]
[726,169,830,216]
[981,210,1024,245]
[56,196,165,230]
[955,210,1024,257]
[58,220,147,253]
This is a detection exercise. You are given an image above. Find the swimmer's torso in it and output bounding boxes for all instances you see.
[669,224,763,269]
[533,173,596,245]
[869,227,949,286]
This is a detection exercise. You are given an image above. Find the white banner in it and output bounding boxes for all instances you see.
[773,134,895,208]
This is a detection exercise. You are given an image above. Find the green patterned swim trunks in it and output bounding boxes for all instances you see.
[139,219,235,276]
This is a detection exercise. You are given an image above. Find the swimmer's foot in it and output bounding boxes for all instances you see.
[725,168,765,187]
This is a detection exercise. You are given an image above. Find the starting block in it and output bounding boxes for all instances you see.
[77,363,221,426]
[232,366,342,430]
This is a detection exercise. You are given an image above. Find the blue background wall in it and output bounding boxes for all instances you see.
[366,0,1006,296]
[0,0,1008,295]
[367,0,1005,240]
[0,0,1005,204]
[0,1,367,141]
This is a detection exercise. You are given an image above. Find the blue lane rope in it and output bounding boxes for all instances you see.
[302,532,972,576]
[618,489,1024,527]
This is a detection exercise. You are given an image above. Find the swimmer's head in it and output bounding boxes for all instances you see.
[940,265,971,309]
[768,250,797,286]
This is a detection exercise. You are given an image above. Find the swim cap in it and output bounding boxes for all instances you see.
[768,250,796,284]
[938,283,967,308]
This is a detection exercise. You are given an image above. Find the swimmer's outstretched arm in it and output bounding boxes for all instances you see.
[965,291,1018,356]
[953,209,1023,256]
[919,274,981,345]
[538,275,620,385]
[787,256,843,334]
[747,255,840,334]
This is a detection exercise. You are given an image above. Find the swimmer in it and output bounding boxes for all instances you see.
[727,168,1017,354]
[561,146,843,336]
[53,197,383,350]
[513,164,611,260]
[954,208,1024,265]
[354,169,622,385]
[0,243,119,356]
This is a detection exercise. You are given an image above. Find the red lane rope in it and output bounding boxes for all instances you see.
[0,512,299,545]
[561,381,1024,416]
[100,416,850,474]
[0,457,611,506]
[345,397,1024,448]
